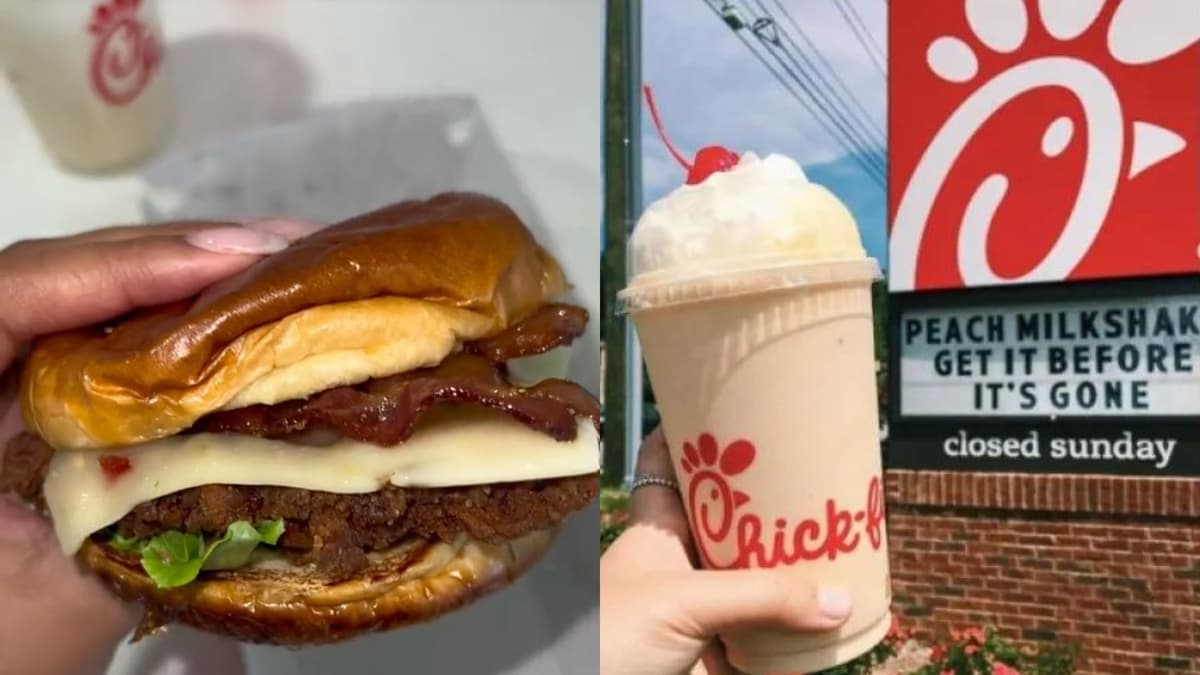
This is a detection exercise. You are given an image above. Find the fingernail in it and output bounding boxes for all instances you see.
[816,586,853,620]
[239,217,325,240]
[185,227,289,255]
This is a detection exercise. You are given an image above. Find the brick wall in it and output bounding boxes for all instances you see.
[885,471,1200,675]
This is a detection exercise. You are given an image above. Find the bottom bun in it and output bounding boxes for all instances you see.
[78,529,557,646]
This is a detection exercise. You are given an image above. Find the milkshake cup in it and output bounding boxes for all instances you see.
[619,152,891,674]
[0,0,173,173]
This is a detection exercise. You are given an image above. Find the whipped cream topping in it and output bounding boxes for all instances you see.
[629,152,866,280]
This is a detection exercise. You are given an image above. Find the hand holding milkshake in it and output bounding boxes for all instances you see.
[620,90,891,674]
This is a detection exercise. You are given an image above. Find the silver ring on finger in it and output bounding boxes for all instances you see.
[630,474,679,493]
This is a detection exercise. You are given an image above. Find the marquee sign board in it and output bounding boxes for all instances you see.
[886,0,1200,476]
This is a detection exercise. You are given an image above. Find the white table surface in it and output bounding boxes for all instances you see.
[0,2,602,674]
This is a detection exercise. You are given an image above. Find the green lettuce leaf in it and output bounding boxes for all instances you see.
[255,519,286,545]
[140,531,206,589]
[202,520,285,571]
[109,532,148,553]
[113,519,286,589]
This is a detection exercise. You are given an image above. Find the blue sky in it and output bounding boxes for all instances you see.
[640,0,888,267]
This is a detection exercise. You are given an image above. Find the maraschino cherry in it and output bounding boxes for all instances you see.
[642,85,739,185]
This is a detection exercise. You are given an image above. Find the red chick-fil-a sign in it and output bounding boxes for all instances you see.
[679,433,886,570]
[889,0,1200,292]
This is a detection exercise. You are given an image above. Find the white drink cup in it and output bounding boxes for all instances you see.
[620,255,892,674]
[0,0,172,173]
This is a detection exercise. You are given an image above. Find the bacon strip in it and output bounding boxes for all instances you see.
[468,303,588,363]
[194,303,594,445]
[193,353,598,445]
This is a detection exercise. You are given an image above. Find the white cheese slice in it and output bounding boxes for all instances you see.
[506,348,573,386]
[44,411,598,555]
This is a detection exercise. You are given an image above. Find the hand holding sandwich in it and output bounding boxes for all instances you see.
[600,428,853,675]
[0,220,315,675]
[0,193,600,651]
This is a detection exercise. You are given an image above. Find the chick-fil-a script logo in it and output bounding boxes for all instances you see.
[680,433,885,570]
[889,0,1200,292]
[87,0,163,106]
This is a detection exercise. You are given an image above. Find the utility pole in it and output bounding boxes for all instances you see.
[601,0,641,487]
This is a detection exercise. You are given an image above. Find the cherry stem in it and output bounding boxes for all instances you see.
[642,84,692,172]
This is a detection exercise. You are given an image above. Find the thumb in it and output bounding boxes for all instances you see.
[666,568,852,639]
[0,495,136,674]
[0,229,284,355]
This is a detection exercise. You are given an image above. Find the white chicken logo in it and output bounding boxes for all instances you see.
[890,0,1199,292]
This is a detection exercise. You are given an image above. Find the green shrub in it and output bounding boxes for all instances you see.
[600,488,630,553]
[816,623,1078,674]
[911,625,1078,675]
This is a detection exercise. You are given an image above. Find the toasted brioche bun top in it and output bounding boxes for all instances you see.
[22,193,568,450]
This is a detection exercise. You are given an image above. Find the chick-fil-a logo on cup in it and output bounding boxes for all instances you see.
[680,433,886,570]
[87,0,163,106]
[889,0,1200,292]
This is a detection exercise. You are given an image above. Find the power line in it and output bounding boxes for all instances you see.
[702,0,884,186]
[831,0,886,79]
[768,0,885,145]
[841,0,887,67]
[724,0,888,177]
[762,0,885,148]
[734,0,885,178]
[745,0,885,161]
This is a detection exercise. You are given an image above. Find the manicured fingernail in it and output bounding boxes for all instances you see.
[817,586,853,620]
[239,217,324,240]
[185,227,289,254]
